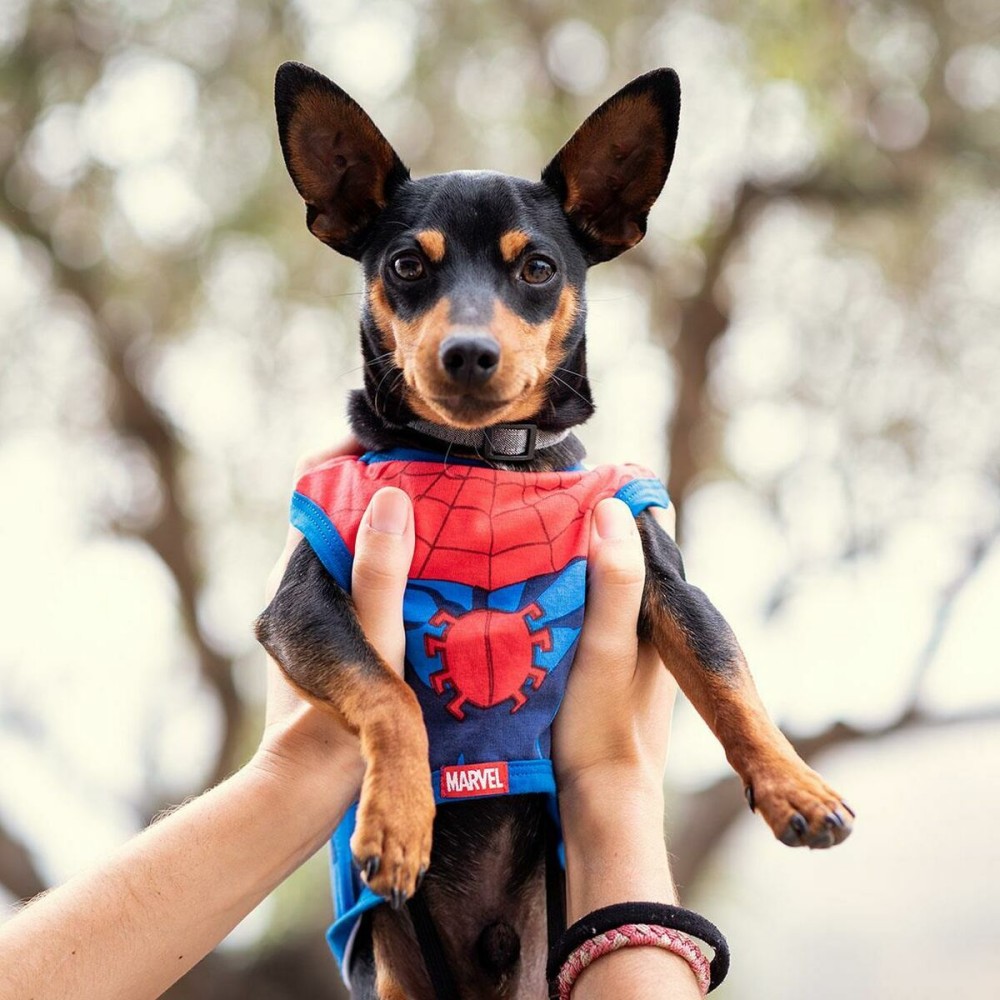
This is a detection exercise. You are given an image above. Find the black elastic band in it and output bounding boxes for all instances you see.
[408,889,462,1000]
[546,901,730,994]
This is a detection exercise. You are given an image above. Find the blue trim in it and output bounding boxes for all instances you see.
[331,804,359,919]
[615,478,670,516]
[327,881,379,968]
[290,491,353,591]
[430,758,556,804]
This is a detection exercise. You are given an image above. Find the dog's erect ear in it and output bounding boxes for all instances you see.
[542,70,680,264]
[274,62,410,258]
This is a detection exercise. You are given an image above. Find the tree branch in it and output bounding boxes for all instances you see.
[669,699,1000,892]
[0,819,47,903]
[1,188,244,802]
[101,331,244,800]
[671,519,1000,891]
[634,173,919,538]
[0,21,244,802]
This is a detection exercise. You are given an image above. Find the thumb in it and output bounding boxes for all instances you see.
[351,488,415,675]
[575,498,646,683]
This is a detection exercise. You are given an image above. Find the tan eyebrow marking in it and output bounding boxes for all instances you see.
[499,230,531,263]
[415,229,446,263]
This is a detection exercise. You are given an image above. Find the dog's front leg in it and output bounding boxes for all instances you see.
[255,539,434,904]
[636,511,853,848]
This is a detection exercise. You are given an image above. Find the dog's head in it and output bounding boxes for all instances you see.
[275,63,680,433]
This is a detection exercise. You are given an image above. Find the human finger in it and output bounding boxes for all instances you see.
[573,498,646,684]
[291,436,362,481]
[351,487,415,674]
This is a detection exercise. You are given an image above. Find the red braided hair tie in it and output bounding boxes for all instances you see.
[546,902,730,998]
[555,923,710,999]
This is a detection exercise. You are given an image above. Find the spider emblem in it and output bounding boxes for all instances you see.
[424,603,553,720]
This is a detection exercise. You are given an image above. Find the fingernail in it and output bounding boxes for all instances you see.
[370,489,409,535]
[595,499,633,539]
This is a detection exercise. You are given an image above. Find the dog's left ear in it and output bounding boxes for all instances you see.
[542,70,680,264]
[275,62,410,259]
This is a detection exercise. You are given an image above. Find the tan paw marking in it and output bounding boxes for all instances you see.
[746,762,854,849]
[351,758,435,906]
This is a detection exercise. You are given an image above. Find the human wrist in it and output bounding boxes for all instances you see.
[252,710,364,832]
[559,767,666,853]
[550,903,727,1000]
[559,759,665,809]
[559,777,676,921]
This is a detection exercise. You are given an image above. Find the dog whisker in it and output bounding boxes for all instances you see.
[554,365,601,387]
[372,365,401,418]
[363,351,396,370]
[382,373,405,417]
[550,372,592,407]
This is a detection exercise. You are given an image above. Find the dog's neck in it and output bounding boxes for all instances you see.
[347,390,587,472]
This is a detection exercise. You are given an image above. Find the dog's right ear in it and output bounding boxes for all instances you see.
[275,62,410,259]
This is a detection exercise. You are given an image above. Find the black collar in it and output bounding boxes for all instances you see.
[347,391,587,471]
[405,420,572,462]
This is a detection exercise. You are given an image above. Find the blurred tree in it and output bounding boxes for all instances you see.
[1,0,998,996]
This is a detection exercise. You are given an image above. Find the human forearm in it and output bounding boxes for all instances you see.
[0,477,411,1000]
[559,776,703,1000]
[0,738,356,1000]
[561,776,675,920]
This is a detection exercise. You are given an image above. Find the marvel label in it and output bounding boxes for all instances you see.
[440,762,509,798]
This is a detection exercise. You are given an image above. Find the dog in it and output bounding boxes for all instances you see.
[255,62,853,999]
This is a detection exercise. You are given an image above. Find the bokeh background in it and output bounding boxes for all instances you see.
[2,0,999,996]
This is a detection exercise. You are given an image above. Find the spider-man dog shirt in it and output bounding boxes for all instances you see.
[290,448,670,973]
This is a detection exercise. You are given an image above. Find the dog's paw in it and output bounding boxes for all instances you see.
[746,762,854,849]
[351,759,435,906]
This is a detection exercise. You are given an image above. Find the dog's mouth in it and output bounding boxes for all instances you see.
[426,392,521,428]
[403,362,543,431]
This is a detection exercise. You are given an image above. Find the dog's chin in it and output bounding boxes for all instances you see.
[416,390,529,431]
[431,396,517,429]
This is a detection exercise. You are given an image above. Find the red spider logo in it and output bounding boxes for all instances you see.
[424,603,553,720]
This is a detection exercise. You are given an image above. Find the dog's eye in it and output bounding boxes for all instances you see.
[392,254,425,281]
[520,256,556,285]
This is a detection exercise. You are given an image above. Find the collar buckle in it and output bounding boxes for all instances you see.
[483,424,538,462]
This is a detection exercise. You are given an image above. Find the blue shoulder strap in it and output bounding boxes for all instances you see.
[613,476,670,516]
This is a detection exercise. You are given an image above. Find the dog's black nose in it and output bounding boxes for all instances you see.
[439,334,500,386]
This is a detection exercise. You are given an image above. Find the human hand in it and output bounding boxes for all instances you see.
[553,499,678,799]
[253,441,415,798]
[552,498,682,923]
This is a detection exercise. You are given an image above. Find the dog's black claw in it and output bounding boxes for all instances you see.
[390,888,407,910]
[362,856,380,882]
[745,786,755,813]
[825,811,845,829]
[416,866,427,891]
[841,801,856,818]
[780,812,808,845]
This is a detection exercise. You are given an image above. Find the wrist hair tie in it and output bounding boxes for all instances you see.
[547,901,730,998]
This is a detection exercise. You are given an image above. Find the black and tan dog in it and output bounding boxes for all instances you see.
[256,62,853,999]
